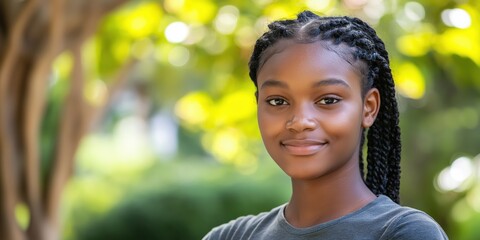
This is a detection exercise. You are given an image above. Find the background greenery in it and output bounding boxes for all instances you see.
[37,0,480,239]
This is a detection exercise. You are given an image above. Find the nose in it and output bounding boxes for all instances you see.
[286,104,317,132]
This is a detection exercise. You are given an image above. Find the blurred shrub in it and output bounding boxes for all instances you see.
[74,161,289,240]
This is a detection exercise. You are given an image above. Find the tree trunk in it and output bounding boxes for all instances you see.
[0,0,130,239]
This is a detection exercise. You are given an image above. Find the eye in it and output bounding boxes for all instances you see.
[317,97,340,105]
[267,98,288,106]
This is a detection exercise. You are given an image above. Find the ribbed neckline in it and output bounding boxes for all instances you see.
[277,195,388,236]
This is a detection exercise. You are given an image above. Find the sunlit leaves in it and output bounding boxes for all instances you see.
[174,88,258,166]
[435,27,480,65]
[175,91,213,127]
[392,62,425,99]
[396,32,434,57]
[202,128,258,174]
[435,5,479,64]
[174,89,257,129]
[211,90,256,127]
[176,0,217,24]
[263,2,302,20]
[96,2,163,75]
[117,2,163,39]
[110,39,131,63]
[77,0,480,182]
[203,127,244,162]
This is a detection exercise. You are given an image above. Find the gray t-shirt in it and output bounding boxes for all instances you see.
[203,195,448,239]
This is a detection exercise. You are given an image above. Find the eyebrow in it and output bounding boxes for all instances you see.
[260,78,350,90]
[260,79,288,90]
[313,78,351,89]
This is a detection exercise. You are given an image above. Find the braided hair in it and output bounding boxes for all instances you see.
[248,11,402,203]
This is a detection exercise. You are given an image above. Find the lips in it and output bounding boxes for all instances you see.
[280,139,327,156]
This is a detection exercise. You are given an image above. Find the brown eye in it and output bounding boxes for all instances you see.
[318,97,340,105]
[267,98,288,106]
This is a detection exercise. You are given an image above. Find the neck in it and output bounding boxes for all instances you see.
[285,161,376,228]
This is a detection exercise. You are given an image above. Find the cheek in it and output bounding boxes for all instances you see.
[322,104,363,140]
[258,109,276,135]
[257,107,285,141]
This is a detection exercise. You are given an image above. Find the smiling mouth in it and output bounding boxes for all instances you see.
[280,139,327,156]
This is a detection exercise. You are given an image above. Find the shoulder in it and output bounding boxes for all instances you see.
[202,205,283,240]
[377,198,448,240]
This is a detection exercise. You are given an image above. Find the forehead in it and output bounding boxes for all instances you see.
[257,40,364,87]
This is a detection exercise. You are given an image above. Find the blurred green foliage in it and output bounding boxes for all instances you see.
[42,0,480,239]
[70,161,289,239]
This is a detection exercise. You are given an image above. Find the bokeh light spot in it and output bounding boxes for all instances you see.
[214,5,239,35]
[210,128,243,162]
[165,21,190,43]
[436,157,473,192]
[168,46,190,67]
[404,2,425,21]
[183,24,207,45]
[363,0,385,21]
[306,0,333,12]
[235,26,257,49]
[441,8,471,29]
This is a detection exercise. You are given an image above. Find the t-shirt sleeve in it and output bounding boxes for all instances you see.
[382,211,449,240]
[202,222,235,240]
[202,227,220,240]
[202,215,254,240]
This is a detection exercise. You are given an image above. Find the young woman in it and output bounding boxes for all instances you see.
[204,11,448,239]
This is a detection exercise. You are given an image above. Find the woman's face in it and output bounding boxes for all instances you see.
[256,40,379,181]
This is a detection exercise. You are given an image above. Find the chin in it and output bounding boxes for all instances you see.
[281,167,326,181]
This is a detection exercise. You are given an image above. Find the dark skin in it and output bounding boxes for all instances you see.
[256,40,381,228]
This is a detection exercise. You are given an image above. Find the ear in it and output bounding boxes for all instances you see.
[362,88,380,128]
